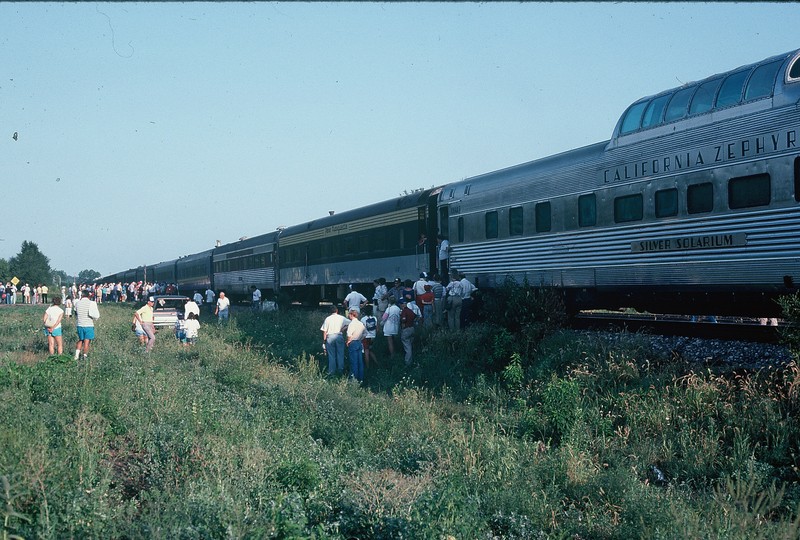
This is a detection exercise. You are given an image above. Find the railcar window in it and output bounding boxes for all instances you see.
[509,206,523,236]
[344,235,355,255]
[358,234,369,253]
[641,94,670,129]
[485,211,498,239]
[689,78,722,115]
[655,188,679,217]
[745,60,782,100]
[664,87,695,122]
[620,101,648,134]
[729,174,771,209]
[535,202,551,232]
[578,194,597,227]
[789,54,800,82]
[614,194,643,223]
[795,157,800,202]
[439,206,450,238]
[716,70,749,108]
[457,217,464,243]
[687,182,713,214]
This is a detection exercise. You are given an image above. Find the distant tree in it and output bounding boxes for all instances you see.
[0,258,9,282]
[52,269,69,288]
[77,269,101,283]
[8,241,52,286]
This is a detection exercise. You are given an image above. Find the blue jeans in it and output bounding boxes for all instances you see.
[218,308,229,322]
[348,340,364,381]
[326,334,344,375]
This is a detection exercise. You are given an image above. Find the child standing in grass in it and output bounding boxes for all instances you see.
[183,312,200,345]
[43,297,64,355]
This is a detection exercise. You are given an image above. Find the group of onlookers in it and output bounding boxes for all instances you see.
[1,282,50,305]
[321,268,477,382]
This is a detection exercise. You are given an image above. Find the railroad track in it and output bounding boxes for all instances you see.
[572,312,784,343]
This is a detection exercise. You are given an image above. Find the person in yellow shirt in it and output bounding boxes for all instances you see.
[134,297,157,352]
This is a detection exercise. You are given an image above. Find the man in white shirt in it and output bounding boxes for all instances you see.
[74,290,101,360]
[205,287,215,305]
[346,308,366,382]
[251,286,262,311]
[437,235,450,281]
[343,285,367,314]
[184,297,200,319]
[215,291,231,322]
[320,305,349,376]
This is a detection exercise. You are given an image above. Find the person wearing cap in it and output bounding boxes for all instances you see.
[413,272,429,297]
[321,304,349,376]
[134,296,157,352]
[389,278,404,305]
[74,289,101,360]
[346,307,366,382]
[344,284,367,315]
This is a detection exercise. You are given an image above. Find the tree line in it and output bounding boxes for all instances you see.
[0,240,100,288]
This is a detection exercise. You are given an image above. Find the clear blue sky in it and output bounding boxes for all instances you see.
[1,2,797,276]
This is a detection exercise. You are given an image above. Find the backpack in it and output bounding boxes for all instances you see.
[401,306,417,328]
[364,316,377,333]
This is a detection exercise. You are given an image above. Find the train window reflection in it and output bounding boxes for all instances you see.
[716,70,749,108]
[509,206,523,236]
[729,174,770,209]
[689,78,722,115]
[485,211,498,239]
[641,94,670,129]
[620,101,648,134]
[687,182,713,214]
[614,194,643,223]
[664,87,695,122]
[578,194,596,227]
[745,60,781,100]
[535,202,551,233]
[655,188,679,218]
[790,54,800,81]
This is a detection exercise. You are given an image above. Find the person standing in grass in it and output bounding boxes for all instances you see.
[215,291,230,322]
[381,295,401,359]
[183,312,200,345]
[43,296,64,355]
[360,304,378,370]
[134,296,157,353]
[321,304,349,376]
[346,307,366,382]
[74,289,100,360]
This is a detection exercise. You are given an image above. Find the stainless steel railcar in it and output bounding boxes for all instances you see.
[440,49,800,317]
[278,189,440,304]
[212,232,279,300]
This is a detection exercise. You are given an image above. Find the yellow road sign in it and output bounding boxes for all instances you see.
[10,277,19,286]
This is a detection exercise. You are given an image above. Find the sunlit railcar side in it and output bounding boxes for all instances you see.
[211,232,278,301]
[175,249,214,297]
[440,49,800,317]
[278,189,440,305]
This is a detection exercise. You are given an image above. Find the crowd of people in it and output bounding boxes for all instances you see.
[321,269,477,383]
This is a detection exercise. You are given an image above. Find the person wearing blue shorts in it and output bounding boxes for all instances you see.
[43,297,65,355]
[74,290,100,360]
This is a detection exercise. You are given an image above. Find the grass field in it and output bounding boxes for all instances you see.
[1,301,799,539]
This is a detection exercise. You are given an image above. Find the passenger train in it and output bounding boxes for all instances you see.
[102,48,800,317]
